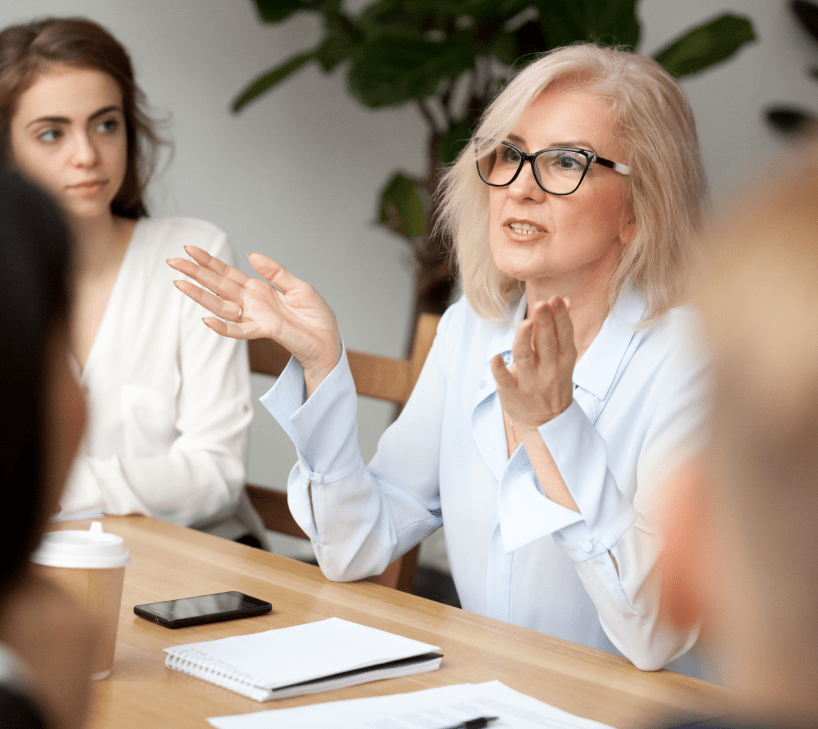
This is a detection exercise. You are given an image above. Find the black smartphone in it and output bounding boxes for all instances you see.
[133,591,272,629]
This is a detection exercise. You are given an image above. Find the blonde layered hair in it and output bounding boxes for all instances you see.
[437,44,710,322]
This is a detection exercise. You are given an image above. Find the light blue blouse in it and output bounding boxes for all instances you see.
[262,287,707,671]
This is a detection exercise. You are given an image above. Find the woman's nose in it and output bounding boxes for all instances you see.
[507,159,547,203]
[69,133,99,167]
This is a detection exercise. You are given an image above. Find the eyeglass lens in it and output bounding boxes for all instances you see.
[477,143,590,194]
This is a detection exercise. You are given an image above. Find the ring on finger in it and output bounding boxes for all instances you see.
[234,304,243,323]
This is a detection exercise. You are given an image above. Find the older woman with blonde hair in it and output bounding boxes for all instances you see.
[169,43,710,671]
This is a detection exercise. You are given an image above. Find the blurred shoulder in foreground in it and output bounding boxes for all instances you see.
[659,136,818,728]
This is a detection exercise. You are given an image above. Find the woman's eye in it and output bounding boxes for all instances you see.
[97,118,119,134]
[546,151,586,173]
[557,153,581,169]
[36,128,62,143]
[498,145,521,165]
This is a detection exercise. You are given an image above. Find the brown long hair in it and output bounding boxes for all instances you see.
[0,16,165,218]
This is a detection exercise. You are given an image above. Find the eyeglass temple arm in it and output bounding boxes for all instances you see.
[594,155,630,175]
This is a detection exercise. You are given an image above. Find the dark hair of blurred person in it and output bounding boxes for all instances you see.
[0,165,75,591]
[659,149,818,728]
[0,165,94,729]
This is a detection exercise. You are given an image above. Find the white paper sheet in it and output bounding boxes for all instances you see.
[207,680,617,729]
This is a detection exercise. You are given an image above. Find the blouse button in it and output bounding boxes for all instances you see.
[478,380,486,389]
[581,540,594,553]
[311,473,324,485]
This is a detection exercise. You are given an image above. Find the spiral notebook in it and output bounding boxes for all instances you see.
[164,617,442,702]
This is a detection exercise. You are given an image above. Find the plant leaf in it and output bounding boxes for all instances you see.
[379,172,428,238]
[489,29,519,66]
[233,51,316,112]
[358,0,415,31]
[591,0,640,48]
[652,13,755,78]
[253,0,343,23]
[316,34,356,72]
[529,0,640,49]
[509,20,548,66]
[792,0,818,43]
[316,13,364,71]
[532,1,587,49]
[253,0,312,23]
[347,33,477,107]
[437,120,473,165]
[765,106,817,135]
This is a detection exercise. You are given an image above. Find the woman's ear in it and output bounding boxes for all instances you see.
[618,202,636,246]
[657,457,708,629]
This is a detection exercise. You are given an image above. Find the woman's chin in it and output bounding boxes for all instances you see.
[64,203,113,226]
[493,255,544,284]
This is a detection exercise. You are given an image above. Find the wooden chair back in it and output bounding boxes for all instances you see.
[246,313,441,593]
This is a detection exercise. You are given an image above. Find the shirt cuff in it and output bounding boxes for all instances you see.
[498,446,583,553]
[538,400,637,548]
[497,400,638,555]
[259,353,306,445]
[260,344,360,482]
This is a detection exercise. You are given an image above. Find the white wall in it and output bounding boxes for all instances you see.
[640,1,818,209]
[2,1,815,561]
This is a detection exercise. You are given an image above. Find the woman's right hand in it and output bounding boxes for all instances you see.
[167,246,342,395]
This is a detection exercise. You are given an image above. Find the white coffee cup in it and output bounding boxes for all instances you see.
[31,522,130,680]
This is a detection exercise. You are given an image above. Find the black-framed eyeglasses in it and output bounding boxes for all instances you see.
[476,141,630,196]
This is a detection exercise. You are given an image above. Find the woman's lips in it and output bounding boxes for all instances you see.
[505,219,546,238]
[69,179,107,192]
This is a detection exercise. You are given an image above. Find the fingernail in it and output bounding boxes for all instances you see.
[172,280,180,287]
[564,296,571,309]
[183,245,191,254]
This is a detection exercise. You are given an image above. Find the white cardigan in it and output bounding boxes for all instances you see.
[60,217,263,542]
[263,288,708,671]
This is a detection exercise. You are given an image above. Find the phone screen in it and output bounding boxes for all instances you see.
[134,591,272,628]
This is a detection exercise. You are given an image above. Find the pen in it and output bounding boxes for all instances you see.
[439,717,498,729]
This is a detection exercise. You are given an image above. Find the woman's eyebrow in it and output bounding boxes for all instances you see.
[551,140,595,150]
[88,105,123,120]
[26,115,70,128]
[25,105,123,128]
[504,133,596,151]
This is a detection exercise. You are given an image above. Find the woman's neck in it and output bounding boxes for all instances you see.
[67,211,137,371]
[524,278,613,360]
[71,212,135,276]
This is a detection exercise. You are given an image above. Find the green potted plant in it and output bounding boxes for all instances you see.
[235,0,755,339]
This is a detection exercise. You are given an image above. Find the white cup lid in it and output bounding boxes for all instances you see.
[31,522,131,569]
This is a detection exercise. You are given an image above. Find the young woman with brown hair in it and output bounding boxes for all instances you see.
[0,17,264,545]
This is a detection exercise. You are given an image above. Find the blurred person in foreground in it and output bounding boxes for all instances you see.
[0,169,95,726]
[659,155,818,727]
[170,43,711,673]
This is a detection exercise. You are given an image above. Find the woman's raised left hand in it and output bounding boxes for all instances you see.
[491,296,577,436]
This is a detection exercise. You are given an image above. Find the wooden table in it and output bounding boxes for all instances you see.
[50,516,728,729]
